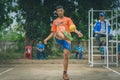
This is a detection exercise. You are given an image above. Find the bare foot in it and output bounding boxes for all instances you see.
[63,71,69,80]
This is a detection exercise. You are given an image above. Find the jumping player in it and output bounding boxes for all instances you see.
[44,5,83,80]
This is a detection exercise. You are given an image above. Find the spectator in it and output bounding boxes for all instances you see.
[94,12,112,46]
[36,41,46,60]
[74,42,84,59]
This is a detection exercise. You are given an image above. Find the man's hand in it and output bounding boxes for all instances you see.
[77,31,83,37]
[44,39,47,44]
[44,32,54,44]
[39,49,44,52]
[75,30,83,37]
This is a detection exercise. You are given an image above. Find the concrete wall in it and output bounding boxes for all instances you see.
[0,41,89,53]
[0,41,18,52]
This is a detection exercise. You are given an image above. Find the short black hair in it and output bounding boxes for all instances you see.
[56,5,64,10]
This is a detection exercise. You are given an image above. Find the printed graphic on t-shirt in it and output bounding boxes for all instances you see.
[56,21,66,32]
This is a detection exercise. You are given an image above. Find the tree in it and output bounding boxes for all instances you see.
[0,0,18,31]
[17,0,120,45]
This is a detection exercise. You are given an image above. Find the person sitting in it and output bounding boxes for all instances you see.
[74,42,84,59]
[94,12,113,46]
[36,41,46,60]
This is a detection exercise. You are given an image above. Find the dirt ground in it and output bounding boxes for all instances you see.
[0,59,120,80]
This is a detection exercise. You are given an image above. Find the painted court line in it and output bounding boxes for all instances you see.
[104,66,120,75]
[0,68,14,76]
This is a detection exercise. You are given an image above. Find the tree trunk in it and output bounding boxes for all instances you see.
[25,35,35,46]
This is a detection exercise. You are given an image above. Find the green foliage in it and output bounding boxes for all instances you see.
[52,47,62,56]
[0,0,18,31]
[118,35,120,40]
[16,0,120,57]
[0,0,119,59]
[48,48,63,59]
[0,0,120,41]
[17,0,120,41]
[17,0,51,42]
[0,30,24,41]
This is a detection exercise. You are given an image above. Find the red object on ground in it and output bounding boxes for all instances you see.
[24,46,32,59]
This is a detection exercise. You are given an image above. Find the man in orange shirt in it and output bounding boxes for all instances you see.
[44,5,83,80]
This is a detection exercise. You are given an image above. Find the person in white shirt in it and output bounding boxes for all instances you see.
[94,12,113,46]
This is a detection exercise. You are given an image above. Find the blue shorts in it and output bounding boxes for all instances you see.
[55,38,71,51]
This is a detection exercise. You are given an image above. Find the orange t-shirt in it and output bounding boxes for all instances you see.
[51,16,75,35]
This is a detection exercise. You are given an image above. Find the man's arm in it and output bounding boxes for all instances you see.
[36,44,40,51]
[44,32,54,44]
[94,22,100,34]
[37,47,40,51]
[74,29,83,37]
[68,18,83,38]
